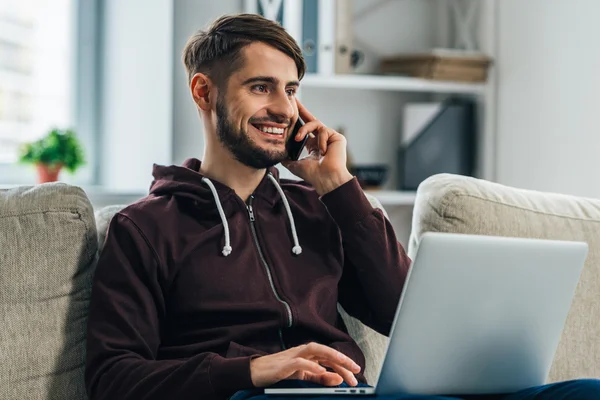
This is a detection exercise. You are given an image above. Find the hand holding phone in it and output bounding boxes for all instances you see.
[286,118,310,161]
[282,100,353,195]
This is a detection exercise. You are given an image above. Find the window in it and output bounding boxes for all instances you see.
[0,0,74,164]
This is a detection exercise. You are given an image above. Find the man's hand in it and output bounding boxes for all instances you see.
[281,100,353,196]
[250,342,361,388]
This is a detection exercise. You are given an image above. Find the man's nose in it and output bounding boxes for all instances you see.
[267,91,295,122]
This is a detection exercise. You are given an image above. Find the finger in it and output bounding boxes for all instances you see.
[297,343,361,374]
[296,99,317,123]
[296,123,334,155]
[305,371,344,387]
[296,123,329,156]
[318,361,359,387]
[296,119,323,141]
[319,128,331,155]
[281,157,315,181]
[284,357,327,378]
[303,134,320,154]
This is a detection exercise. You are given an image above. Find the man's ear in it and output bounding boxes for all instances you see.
[190,73,212,111]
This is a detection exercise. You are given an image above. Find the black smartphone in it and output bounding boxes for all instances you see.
[286,118,310,161]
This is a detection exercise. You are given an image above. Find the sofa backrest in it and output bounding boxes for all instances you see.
[409,173,600,383]
[0,184,97,400]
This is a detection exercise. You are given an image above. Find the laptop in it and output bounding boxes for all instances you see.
[265,232,588,396]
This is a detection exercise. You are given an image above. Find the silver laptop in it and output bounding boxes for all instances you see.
[265,232,588,396]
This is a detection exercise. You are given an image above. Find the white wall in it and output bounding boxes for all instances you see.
[495,0,600,198]
[100,0,173,191]
[100,0,242,187]
[171,0,242,165]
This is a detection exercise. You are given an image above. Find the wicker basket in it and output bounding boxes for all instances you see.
[380,52,492,82]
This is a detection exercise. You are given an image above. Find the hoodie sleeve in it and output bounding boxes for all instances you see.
[320,178,412,336]
[85,214,255,400]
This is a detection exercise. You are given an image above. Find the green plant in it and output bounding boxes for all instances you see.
[19,128,85,173]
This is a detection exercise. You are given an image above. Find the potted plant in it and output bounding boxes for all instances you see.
[19,128,86,183]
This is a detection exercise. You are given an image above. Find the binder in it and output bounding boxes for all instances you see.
[398,98,476,190]
[245,0,354,75]
[334,0,353,74]
[317,0,354,75]
[302,0,319,73]
[317,0,335,75]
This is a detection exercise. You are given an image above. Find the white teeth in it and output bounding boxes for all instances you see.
[257,125,284,135]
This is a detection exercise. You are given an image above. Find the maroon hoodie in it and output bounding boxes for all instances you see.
[85,158,411,400]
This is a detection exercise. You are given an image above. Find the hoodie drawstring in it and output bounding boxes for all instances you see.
[201,177,232,256]
[267,173,302,255]
[201,174,302,257]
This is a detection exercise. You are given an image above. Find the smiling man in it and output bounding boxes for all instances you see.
[84,13,411,400]
[84,13,600,400]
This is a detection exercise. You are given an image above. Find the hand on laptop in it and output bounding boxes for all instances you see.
[250,342,361,388]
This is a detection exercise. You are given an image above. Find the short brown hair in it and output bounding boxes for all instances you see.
[182,13,306,89]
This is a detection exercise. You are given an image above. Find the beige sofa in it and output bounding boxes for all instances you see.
[1,173,599,399]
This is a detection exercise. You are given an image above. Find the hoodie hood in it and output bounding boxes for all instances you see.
[149,158,283,208]
[149,158,301,256]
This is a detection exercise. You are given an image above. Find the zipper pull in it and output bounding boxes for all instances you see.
[247,196,255,221]
[248,204,255,221]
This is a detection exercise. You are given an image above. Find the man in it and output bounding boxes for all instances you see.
[85,13,600,400]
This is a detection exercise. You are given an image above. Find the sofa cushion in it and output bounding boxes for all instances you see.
[0,183,97,400]
[409,173,600,383]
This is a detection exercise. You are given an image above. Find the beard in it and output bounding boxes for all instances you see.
[215,96,288,169]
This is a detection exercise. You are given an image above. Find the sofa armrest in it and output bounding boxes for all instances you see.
[410,173,600,382]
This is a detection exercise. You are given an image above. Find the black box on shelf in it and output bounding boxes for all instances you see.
[397,97,476,191]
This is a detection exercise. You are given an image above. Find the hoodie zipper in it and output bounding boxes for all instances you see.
[247,195,292,350]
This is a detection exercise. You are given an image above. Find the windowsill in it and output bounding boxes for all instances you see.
[1,183,146,209]
[84,186,146,208]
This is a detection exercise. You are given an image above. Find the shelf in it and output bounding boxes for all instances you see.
[366,190,417,206]
[301,73,485,95]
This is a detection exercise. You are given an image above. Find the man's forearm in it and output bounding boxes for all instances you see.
[321,178,412,328]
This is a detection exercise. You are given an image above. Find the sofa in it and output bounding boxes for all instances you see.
[1,173,599,399]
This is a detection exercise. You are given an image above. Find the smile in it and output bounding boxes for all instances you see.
[251,124,286,138]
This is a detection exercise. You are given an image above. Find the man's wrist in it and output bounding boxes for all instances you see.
[316,170,354,196]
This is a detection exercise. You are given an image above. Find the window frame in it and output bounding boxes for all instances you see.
[0,0,100,186]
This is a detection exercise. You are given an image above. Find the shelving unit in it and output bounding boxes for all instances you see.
[301,73,486,95]
[298,72,486,208]
[291,0,495,224]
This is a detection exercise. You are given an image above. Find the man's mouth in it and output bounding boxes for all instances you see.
[250,123,286,138]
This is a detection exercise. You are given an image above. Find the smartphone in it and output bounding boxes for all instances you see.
[286,118,310,161]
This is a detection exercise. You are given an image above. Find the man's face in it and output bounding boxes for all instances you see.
[215,42,300,169]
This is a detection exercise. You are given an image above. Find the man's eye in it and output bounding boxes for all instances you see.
[253,84,267,93]
[286,88,297,96]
